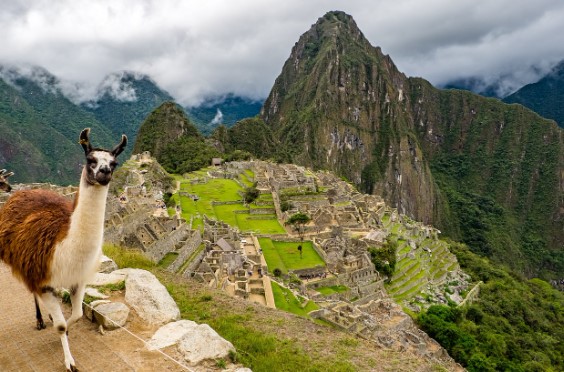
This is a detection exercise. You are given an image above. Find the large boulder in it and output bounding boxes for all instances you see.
[177,323,235,364]
[146,320,198,350]
[94,302,130,330]
[119,269,180,326]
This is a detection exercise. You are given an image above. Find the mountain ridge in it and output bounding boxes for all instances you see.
[503,59,564,128]
[258,11,564,279]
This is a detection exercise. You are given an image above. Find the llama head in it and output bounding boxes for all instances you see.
[0,169,14,192]
[79,128,127,186]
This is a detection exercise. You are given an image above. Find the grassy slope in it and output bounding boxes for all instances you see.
[104,244,450,372]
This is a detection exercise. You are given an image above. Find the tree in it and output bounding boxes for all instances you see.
[243,183,260,204]
[286,212,311,240]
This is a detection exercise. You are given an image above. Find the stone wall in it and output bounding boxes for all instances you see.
[167,230,203,273]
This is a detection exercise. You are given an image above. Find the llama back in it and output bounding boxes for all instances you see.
[0,189,73,292]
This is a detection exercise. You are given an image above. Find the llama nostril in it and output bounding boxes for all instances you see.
[99,166,111,175]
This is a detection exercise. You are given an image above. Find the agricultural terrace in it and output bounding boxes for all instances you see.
[258,238,325,274]
[170,169,285,234]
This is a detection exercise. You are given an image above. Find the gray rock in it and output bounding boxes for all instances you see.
[89,272,126,286]
[146,320,198,350]
[178,323,235,364]
[84,300,111,321]
[99,255,118,273]
[85,287,109,300]
[123,269,180,326]
[94,302,130,330]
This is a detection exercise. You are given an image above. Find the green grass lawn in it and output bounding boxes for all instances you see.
[180,178,242,201]
[174,176,285,233]
[257,193,273,201]
[258,238,325,274]
[236,214,286,234]
[316,285,349,296]
[271,281,319,317]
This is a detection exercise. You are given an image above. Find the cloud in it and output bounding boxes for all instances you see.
[0,0,563,104]
[210,109,223,126]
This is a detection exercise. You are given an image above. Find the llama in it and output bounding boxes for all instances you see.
[0,168,14,192]
[0,128,126,371]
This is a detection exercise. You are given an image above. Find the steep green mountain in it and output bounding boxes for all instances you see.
[132,101,219,173]
[187,93,263,135]
[82,71,175,156]
[260,11,564,279]
[503,60,564,128]
[210,117,279,160]
[0,65,115,184]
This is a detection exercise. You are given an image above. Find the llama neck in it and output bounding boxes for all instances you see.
[69,168,109,237]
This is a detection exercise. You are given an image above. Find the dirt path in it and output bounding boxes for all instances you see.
[0,263,187,372]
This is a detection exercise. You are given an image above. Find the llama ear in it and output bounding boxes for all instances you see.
[4,171,14,178]
[111,134,127,157]
[79,128,92,154]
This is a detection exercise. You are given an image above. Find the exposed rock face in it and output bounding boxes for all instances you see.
[260,10,564,278]
[118,268,181,326]
[260,11,441,225]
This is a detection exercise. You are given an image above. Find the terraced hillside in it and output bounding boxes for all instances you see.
[382,212,467,311]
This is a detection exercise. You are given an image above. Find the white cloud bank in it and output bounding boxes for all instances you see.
[0,0,563,104]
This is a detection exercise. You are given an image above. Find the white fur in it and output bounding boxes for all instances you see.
[50,168,108,288]
[41,154,115,371]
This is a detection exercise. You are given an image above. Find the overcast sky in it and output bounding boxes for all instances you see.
[1,0,563,105]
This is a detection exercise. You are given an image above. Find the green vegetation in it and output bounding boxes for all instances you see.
[103,244,363,372]
[102,244,156,270]
[83,72,174,159]
[158,252,179,269]
[187,94,263,135]
[160,136,221,174]
[258,239,325,274]
[417,242,564,371]
[0,76,115,184]
[316,285,348,296]
[242,184,260,203]
[174,175,284,233]
[503,61,564,128]
[271,281,319,316]
[285,212,311,239]
[212,117,280,160]
[368,237,398,279]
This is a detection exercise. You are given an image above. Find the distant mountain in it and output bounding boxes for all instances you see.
[503,60,564,128]
[441,77,505,98]
[259,11,564,279]
[82,71,175,156]
[0,65,115,184]
[187,93,263,135]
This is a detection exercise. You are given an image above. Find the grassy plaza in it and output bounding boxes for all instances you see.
[258,238,325,274]
[172,171,285,233]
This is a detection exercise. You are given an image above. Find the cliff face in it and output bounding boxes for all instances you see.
[260,11,564,278]
[261,11,440,225]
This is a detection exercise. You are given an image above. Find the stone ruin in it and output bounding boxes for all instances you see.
[101,156,471,362]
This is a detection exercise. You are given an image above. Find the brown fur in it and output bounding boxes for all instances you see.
[0,189,73,293]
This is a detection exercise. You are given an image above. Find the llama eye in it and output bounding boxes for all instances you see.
[110,161,118,168]
[87,159,97,167]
